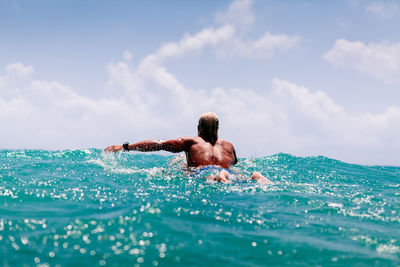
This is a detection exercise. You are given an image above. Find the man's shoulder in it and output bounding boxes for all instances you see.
[216,138,234,148]
[178,136,201,144]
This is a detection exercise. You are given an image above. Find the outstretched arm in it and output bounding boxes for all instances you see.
[104,138,193,153]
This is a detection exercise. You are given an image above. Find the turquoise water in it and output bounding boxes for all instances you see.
[1,149,399,266]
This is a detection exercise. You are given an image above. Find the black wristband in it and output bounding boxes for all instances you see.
[122,142,129,151]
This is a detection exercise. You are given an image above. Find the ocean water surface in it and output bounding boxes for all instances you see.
[0,149,399,266]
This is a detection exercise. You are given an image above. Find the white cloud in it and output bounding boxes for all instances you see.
[144,25,299,62]
[2,60,400,165]
[216,31,300,59]
[131,0,298,62]
[6,62,34,78]
[106,52,400,164]
[365,2,399,19]
[0,63,170,149]
[348,0,362,8]
[105,10,299,119]
[324,39,400,84]
[214,0,255,31]
[122,50,133,61]
[1,63,34,100]
[147,25,236,63]
[139,24,298,64]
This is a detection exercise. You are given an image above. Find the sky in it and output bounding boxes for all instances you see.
[1,0,400,165]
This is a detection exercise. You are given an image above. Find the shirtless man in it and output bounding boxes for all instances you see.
[104,112,270,183]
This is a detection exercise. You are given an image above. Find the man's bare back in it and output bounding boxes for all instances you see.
[169,136,237,168]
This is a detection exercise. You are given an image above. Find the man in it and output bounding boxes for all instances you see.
[105,112,270,183]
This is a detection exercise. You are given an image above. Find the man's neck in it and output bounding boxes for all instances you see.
[198,133,218,145]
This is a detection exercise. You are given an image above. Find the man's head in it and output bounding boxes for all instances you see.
[197,112,219,144]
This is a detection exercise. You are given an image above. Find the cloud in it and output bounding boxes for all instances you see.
[0,63,169,149]
[2,60,400,164]
[143,25,299,62]
[106,52,400,164]
[216,31,300,59]
[214,0,255,31]
[324,39,400,84]
[133,0,298,62]
[122,50,133,61]
[348,0,399,19]
[105,7,299,119]
[365,2,399,19]
[348,0,362,8]
[146,25,236,63]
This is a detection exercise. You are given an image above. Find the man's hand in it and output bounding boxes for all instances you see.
[104,145,123,152]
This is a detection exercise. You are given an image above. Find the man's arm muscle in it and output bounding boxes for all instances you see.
[104,138,193,153]
[160,138,193,153]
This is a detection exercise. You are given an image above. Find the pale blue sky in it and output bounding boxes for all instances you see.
[1,0,400,164]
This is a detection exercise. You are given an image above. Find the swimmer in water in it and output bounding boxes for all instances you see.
[104,112,270,184]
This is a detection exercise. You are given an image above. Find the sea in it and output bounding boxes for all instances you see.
[0,149,399,266]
